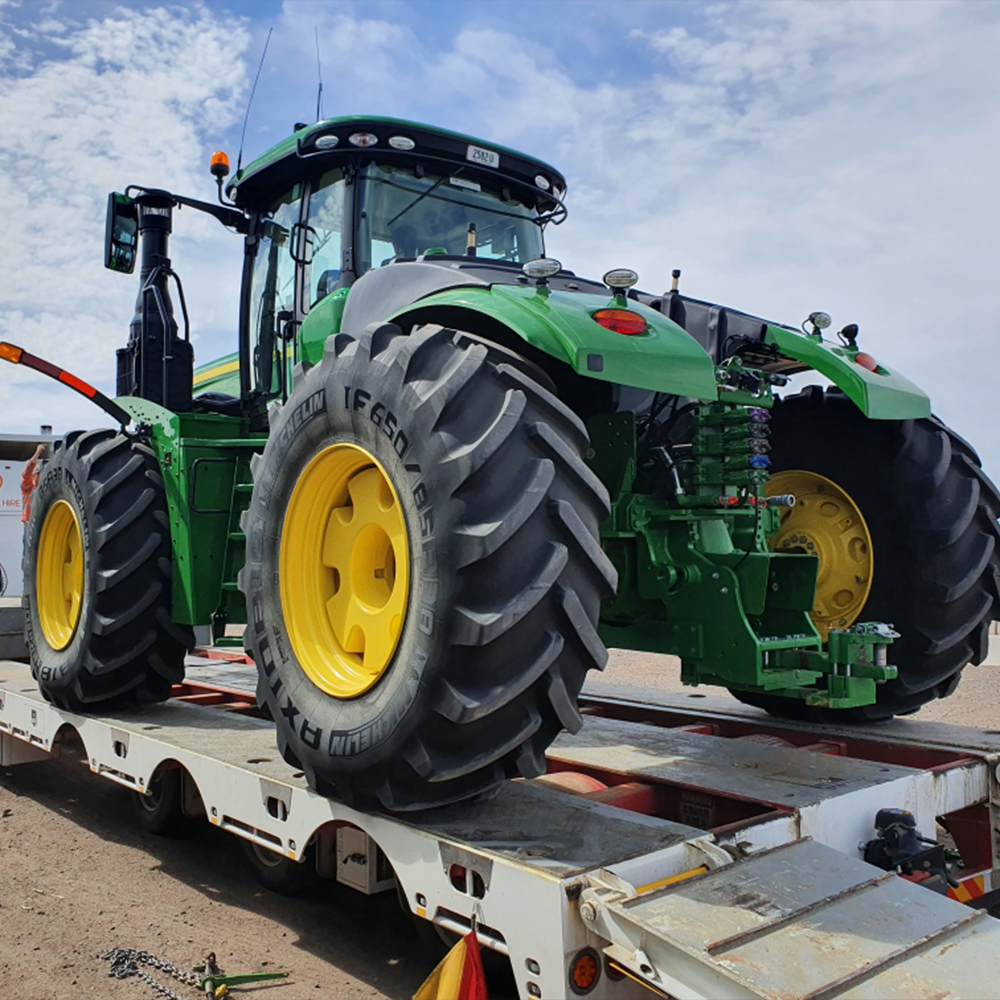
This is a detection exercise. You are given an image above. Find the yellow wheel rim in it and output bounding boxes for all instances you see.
[36,499,84,651]
[767,471,873,640]
[280,443,410,698]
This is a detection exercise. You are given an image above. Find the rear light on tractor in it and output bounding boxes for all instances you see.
[854,352,879,372]
[592,309,647,336]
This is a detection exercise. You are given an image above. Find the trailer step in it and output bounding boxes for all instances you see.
[593,836,1000,999]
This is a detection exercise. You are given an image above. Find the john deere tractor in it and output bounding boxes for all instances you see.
[6,116,999,810]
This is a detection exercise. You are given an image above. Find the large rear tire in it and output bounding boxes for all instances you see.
[23,429,192,709]
[736,386,1000,720]
[240,323,615,811]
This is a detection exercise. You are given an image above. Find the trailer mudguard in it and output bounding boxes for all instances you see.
[764,325,931,420]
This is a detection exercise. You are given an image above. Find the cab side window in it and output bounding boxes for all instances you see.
[307,169,345,306]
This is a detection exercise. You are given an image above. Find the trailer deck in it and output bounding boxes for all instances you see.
[2,654,999,999]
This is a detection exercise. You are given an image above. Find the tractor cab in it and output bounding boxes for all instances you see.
[216,117,566,407]
[103,116,568,415]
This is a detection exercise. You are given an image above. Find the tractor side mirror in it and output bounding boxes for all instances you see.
[104,193,139,274]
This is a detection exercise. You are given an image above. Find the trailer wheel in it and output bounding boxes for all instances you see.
[240,323,615,810]
[132,768,191,836]
[23,429,192,709]
[738,386,1000,720]
[241,840,316,895]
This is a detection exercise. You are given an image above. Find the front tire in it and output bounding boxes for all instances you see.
[241,323,615,811]
[741,387,1000,720]
[23,429,192,709]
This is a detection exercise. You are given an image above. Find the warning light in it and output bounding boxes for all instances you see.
[854,352,879,372]
[569,948,600,994]
[210,150,230,178]
[0,342,23,364]
[592,309,647,336]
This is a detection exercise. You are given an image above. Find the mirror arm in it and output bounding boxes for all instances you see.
[123,187,248,234]
[172,193,248,234]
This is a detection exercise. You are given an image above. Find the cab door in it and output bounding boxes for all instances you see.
[246,183,304,401]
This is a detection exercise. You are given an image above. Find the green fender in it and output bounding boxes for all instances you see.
[390,286,930,419]
[390,284,721,400]
[210,283,931,421]
[765,325,930,420]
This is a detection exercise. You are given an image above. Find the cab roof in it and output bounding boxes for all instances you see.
[228,115,567,214]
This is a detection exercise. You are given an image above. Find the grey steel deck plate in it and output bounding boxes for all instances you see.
[606,837,1000,998]
[550,713,920,808]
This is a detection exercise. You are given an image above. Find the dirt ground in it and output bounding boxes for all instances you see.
[2,643,1000,1000]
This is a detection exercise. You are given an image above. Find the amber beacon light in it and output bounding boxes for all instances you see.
[210,150,231,178]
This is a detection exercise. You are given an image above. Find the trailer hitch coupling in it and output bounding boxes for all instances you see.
[863,807,959,893]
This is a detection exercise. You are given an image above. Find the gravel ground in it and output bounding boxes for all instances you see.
[2,642,999,999]
[0,735,434,1000]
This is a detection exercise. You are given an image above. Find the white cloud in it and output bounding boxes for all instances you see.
[0,4,249,433]
[539,2,1000,473]
[386,0,1000,473]
[4,0,1000,485]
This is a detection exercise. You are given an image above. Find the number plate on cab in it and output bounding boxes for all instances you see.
[466,144,499,169]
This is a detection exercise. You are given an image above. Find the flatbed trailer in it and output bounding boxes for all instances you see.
[3,652,1000,1000]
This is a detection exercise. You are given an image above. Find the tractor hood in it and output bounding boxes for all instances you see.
[323,258,720,401]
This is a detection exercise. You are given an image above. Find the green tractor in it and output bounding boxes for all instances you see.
[6,116,999,811]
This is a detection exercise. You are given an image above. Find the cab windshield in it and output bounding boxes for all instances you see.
[356,162,544,274]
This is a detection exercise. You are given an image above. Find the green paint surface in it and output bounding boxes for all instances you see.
[393,285,720,399]
[766,325,930,419]
[115,397,264,625]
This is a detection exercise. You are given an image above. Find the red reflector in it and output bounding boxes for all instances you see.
[59,371,97,398]
[854,352,879,372]
[593,308,647,336]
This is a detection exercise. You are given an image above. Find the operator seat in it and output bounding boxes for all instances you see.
[314,269,341,305]
[192,391,242,416]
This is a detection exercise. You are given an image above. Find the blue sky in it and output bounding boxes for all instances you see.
[3,0,1000,478]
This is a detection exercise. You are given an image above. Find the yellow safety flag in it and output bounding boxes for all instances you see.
[412,928,488,1000]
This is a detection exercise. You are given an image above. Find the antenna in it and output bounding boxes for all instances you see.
[314,27,324,122]
[236,27,273,177]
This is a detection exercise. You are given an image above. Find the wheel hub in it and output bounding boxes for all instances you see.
[36,499,84,650]
[280,443,409,698]
[767,470,873,639]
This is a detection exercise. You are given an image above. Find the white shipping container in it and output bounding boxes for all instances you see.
[0,461,26,597]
